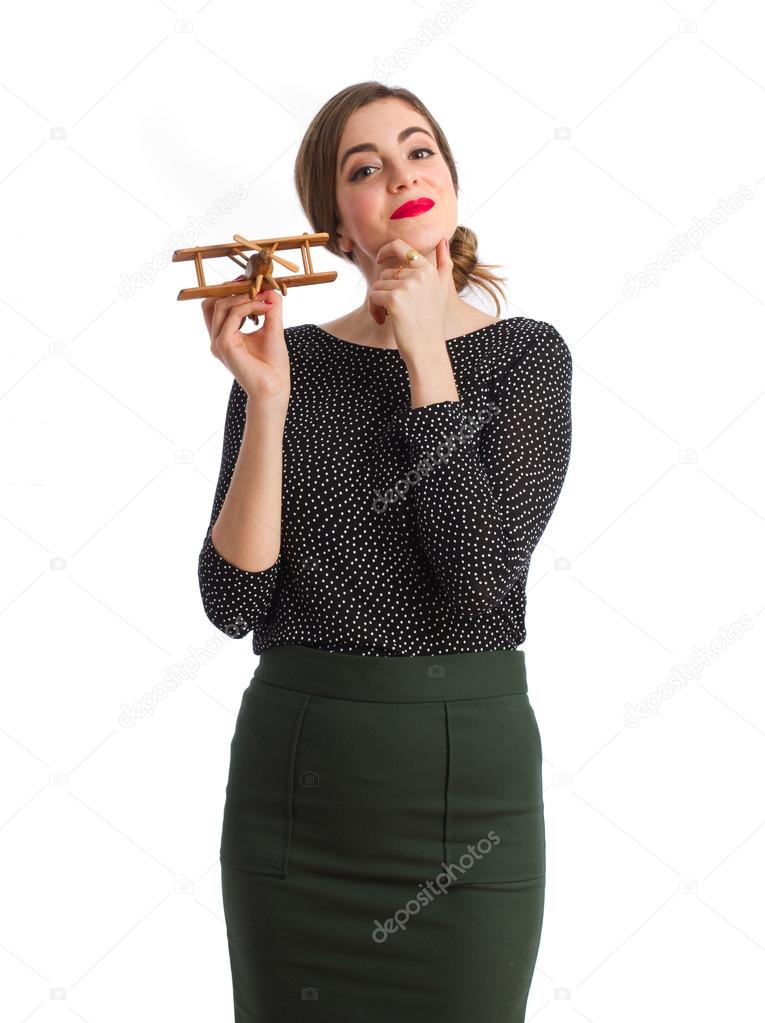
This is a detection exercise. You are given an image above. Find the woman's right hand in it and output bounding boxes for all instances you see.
[201,282,291,407]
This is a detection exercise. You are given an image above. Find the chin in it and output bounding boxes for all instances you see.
[407,227,442,250]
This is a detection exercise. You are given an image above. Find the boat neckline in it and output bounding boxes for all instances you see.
[307,317,519,353]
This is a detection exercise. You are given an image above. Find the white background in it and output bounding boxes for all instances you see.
[2,0,764,1020]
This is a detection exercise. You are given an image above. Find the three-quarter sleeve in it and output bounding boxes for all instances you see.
[197,378,282,638]
[389,322,572,615]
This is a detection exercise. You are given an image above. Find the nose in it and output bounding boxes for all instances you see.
[389,161,419,191]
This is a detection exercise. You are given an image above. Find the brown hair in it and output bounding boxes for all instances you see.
[294,81,508,317]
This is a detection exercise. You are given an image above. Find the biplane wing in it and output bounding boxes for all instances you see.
[172,231,337,301]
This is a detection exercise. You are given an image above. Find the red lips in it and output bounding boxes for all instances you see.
[390,197,435,219]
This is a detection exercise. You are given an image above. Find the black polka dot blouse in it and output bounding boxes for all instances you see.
[197,317,572,656]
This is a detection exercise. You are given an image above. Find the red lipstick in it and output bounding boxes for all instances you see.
[390,197,435,220]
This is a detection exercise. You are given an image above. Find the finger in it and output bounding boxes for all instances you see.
[375,239,418,265]
[368,292,387,325]
[202,278,254,336]
[374,239,408,265]
[370,279,402,293]
[211,291,271,340]
[436,235,452,273]
[202,299,214,338]
[378,265,418,281]
[231,303,268,337]
[375,249,401,267]
[217,298,273,342]
[261,286,283,331]
[368,291,393,309]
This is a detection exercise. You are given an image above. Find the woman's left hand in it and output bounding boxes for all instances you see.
[368,237,453,363]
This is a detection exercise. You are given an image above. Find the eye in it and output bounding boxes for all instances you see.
[349,147,434,182]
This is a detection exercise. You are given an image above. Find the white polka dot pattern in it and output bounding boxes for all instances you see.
[198,317,572,655]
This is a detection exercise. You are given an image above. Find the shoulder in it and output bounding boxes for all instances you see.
[284,323,307,338]
[281,322,318,356]
[498,316,570,364]
[494,317,572,383]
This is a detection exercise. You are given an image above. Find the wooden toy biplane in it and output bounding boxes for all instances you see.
[173,231,337,324]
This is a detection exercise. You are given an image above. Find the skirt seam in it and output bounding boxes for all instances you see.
[443,700,451,867]
[282,692,311,877]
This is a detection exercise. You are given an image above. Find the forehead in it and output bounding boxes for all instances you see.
[342,98,426,136]
[337,100,433,173]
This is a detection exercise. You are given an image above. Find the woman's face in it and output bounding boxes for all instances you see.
[334,98,457,269]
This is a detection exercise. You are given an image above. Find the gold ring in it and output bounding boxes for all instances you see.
[392,264,403,279]
[405,248,419,263]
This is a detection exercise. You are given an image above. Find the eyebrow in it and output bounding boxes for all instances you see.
[339,126,436,174]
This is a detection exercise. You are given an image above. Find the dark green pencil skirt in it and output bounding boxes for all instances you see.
[220,645,545,1022]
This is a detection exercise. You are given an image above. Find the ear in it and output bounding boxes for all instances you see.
[335,226,352,256]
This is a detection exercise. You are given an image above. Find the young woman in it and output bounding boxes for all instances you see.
[198,81,573,1023]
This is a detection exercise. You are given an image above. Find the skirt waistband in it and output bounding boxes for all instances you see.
[251,645,527,703]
